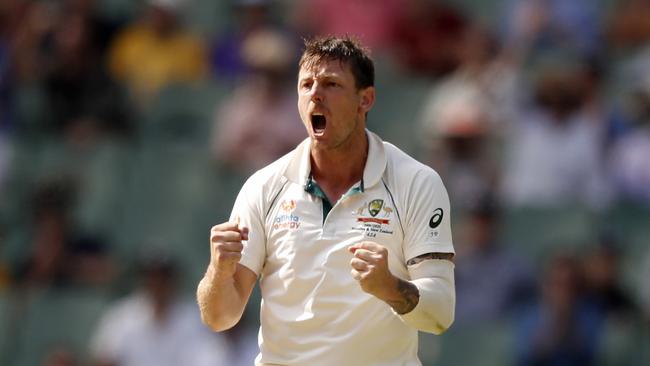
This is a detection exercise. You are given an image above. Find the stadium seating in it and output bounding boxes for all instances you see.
[421,319,515,366]
[2,1,650,364]
[498,206,597,261]
[7,287,110,366]
[595,316,649,366]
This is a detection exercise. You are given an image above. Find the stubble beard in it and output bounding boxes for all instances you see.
[313,115,365,154]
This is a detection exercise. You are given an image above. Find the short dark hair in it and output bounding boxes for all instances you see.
[299,36,375,90]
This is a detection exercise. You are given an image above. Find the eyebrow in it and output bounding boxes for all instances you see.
[299,72,343,82]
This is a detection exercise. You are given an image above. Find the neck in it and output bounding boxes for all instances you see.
[310,130,368,198]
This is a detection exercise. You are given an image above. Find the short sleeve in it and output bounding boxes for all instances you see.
[403,170,454,262]
[230,178,267,275]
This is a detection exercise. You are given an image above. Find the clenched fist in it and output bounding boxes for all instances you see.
[348,241,398,301]
[209,219,248,281]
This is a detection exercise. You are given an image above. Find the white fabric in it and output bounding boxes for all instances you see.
[231,130,454,366]
[397,260,456,334]
[501,109,611,208]
[609,128,650,201]
[90,293,231,366]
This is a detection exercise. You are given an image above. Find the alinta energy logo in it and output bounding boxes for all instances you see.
[274,199,301,230]
[280,199,296,212]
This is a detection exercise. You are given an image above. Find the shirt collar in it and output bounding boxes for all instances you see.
[284,129,387,190]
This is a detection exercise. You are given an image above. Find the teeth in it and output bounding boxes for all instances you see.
[311,113,326,135]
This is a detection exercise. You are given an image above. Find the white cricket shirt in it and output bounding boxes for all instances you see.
[231,130,454,366]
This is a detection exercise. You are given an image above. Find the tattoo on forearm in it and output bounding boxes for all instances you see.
[406,252,454,266]
[387,279,420,315]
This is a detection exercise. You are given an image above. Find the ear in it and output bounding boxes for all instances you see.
[359,86,376,114]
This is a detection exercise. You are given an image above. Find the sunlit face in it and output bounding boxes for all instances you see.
[297,59,374,151]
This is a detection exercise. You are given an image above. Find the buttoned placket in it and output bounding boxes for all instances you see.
[304,176,364,236]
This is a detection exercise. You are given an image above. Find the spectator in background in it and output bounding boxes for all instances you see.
[516,253,602,366]
[108,0,208,106]
[291,0,402,52]
[211,29,305,173]
[14,179,114,289]
[418,75,500,211]
[417,25,520,210]
[390,0,468,77]
[0,127,10,196]
[6,0,115,85]
[0,224,10,289]
[608,52,650,203]
[642,249,650,323]
[41,347,78,366]
[5,0,55,84]
[501,0,603,58]
[582,239,637,321]
[43,0,130,135]
[0,0,12,128]
[447,26,521,126]
[0,2,11,194]
[454,199,535,325]
[15,180,76,287]
[607,0,650,49]
[1,1,60,141]
[2,0,129,136]
[501,55,612,209]
[90,251,231,366]
[210,0,283,83]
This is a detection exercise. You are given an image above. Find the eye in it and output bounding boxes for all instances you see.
[326,81,339,87]
[301,80,313,90]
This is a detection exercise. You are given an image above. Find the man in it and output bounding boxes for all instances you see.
[92,251,231,366]
[197,36,455,365]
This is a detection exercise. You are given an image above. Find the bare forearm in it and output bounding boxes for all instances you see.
[348,244,454,332]
[384,278,420,315]
[196,268,246,332]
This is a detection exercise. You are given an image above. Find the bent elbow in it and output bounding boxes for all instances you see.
[199,310,238,332]
[431,309,455,335]
[424,287,455,335]
[197,297,238,332]
[434,292,456,334]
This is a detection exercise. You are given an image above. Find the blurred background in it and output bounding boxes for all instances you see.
[0,0,649,365]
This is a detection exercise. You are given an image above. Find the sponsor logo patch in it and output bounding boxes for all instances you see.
[429,208,443,229]
[273,200,300,230]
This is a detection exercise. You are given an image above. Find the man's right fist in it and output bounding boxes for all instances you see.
[209,219,249,280]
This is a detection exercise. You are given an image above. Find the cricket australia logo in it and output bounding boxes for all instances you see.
[352,198,394,237]
[368,199,383,217]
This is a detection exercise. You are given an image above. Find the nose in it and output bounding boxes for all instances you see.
[309,82,324,102]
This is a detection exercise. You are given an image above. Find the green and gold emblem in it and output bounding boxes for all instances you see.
[368,199,384,217]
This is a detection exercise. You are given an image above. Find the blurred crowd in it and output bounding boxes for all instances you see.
[0,0,649,365]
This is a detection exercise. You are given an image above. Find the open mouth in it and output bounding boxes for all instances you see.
[311,113,327,136]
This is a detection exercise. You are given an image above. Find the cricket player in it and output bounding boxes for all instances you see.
[197,36,455,365]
